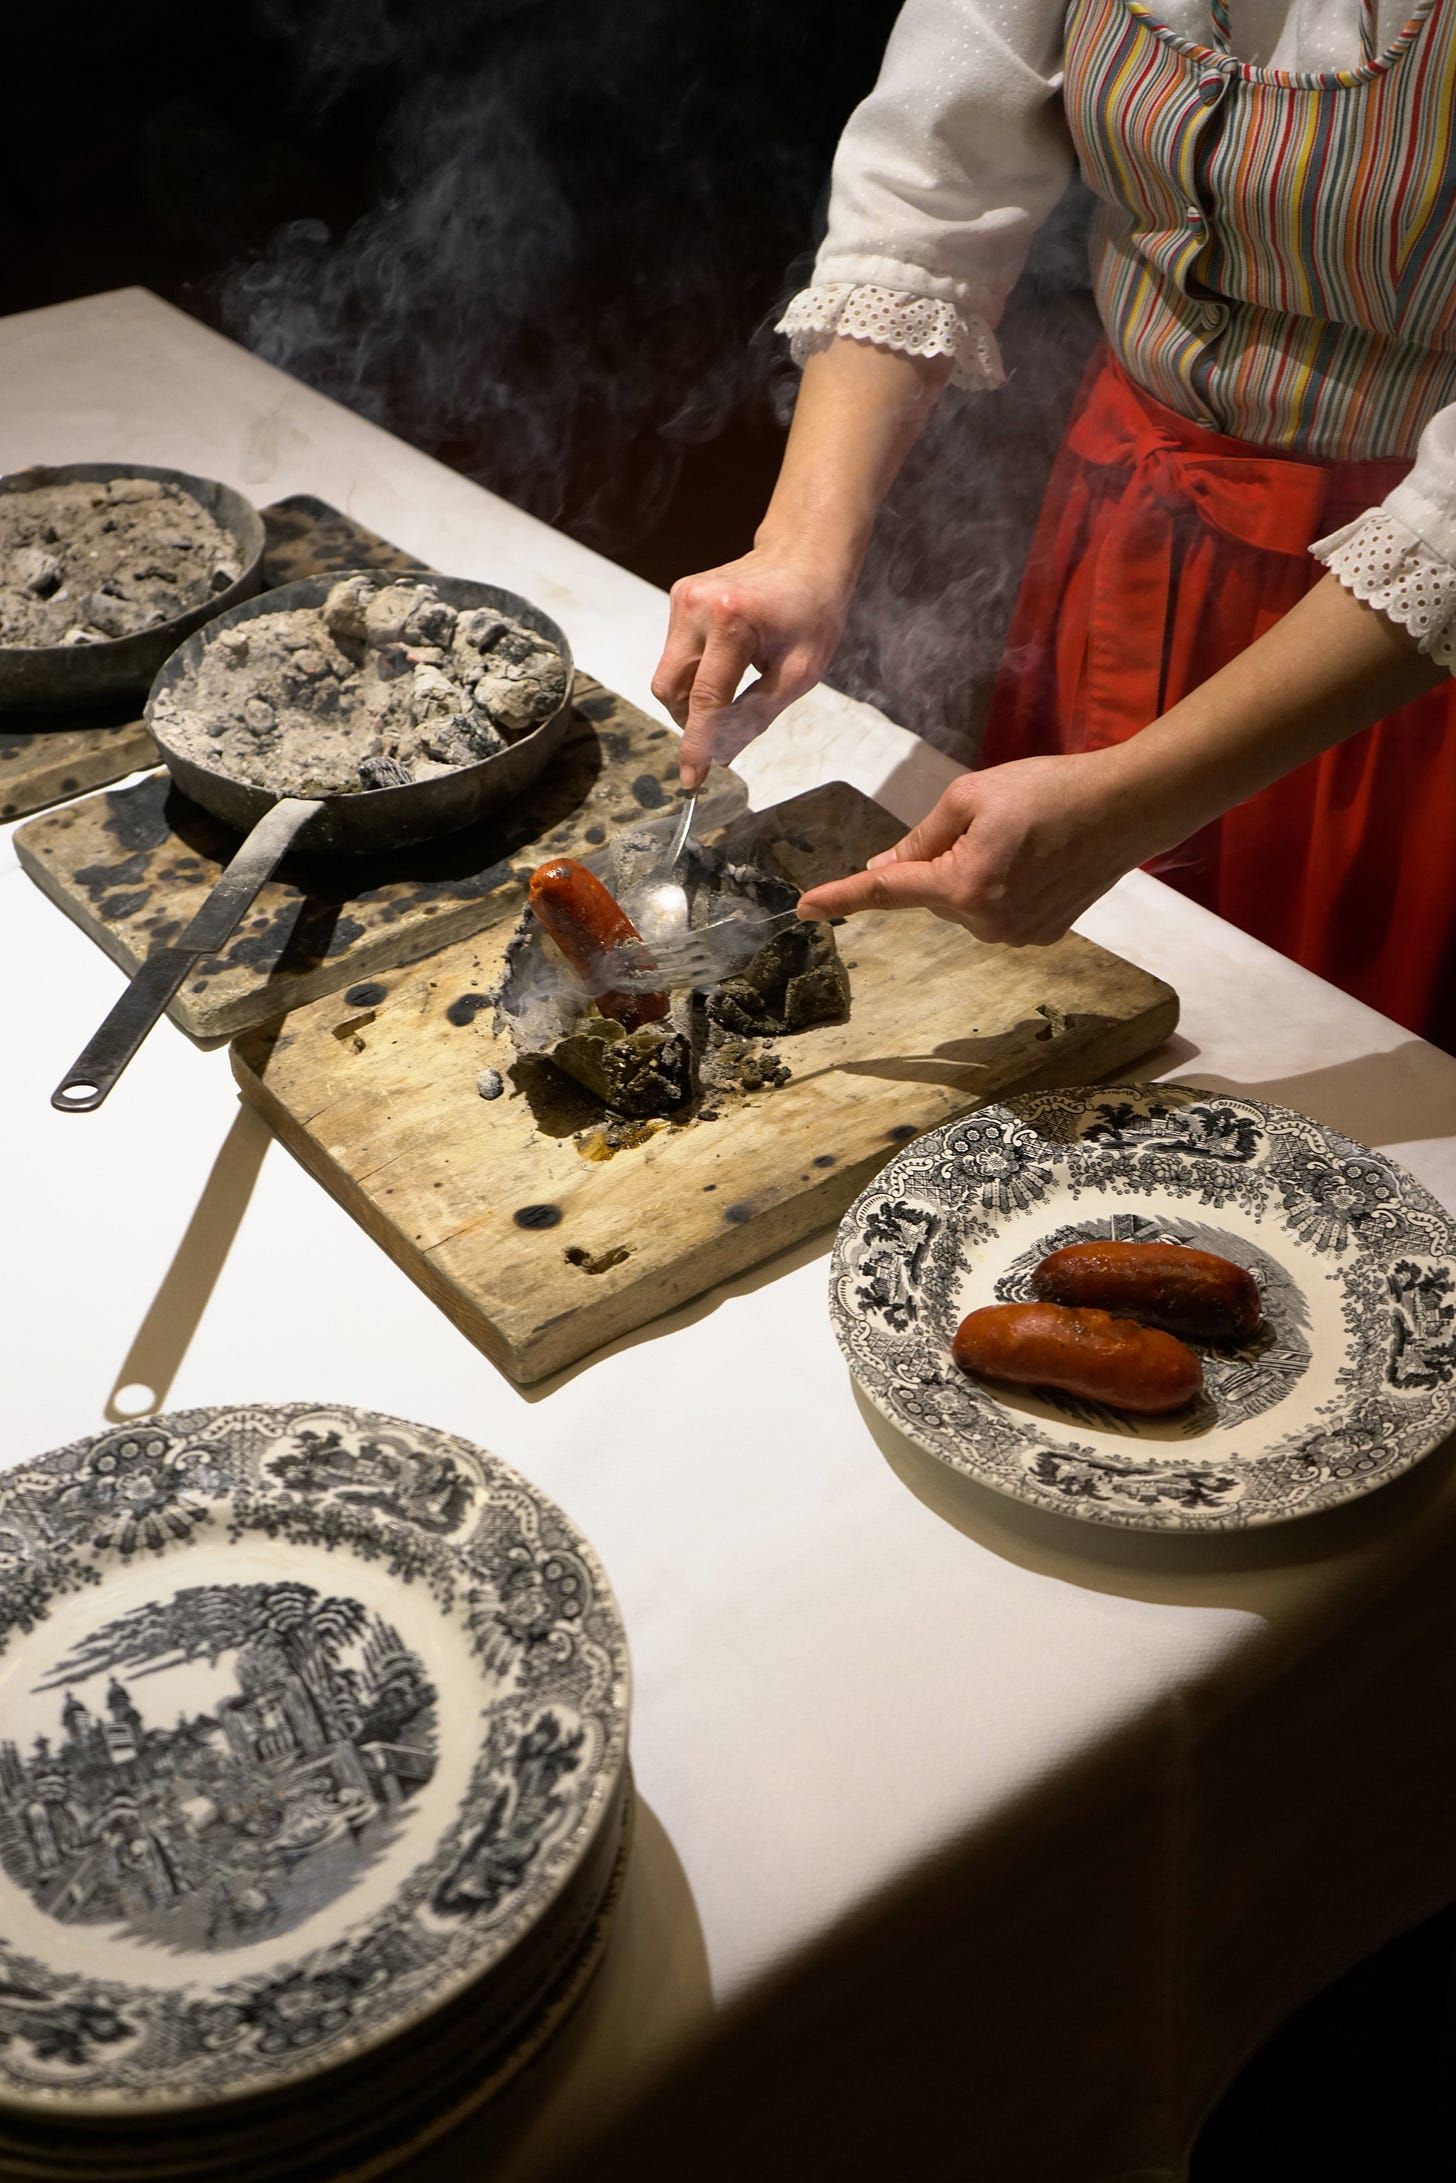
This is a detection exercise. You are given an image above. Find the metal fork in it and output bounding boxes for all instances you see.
[616,905,804,991]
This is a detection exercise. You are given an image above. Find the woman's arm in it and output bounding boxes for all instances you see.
[654,0,1073,784]
[654,338,951,786]
[796,573,1447,937]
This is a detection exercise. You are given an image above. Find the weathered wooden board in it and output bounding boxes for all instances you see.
[0,495,417,824]
[14,678,698,1043]
[232,783,1180,1385]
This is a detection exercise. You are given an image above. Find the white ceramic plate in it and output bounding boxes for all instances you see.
[0,1404,629,2116]
[830,1085,1456,1532]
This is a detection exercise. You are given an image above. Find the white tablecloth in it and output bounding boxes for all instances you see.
[3,290,1456,2183]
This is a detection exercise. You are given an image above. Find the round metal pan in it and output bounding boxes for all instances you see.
[52,569,574,1111]
[0,462,267,711]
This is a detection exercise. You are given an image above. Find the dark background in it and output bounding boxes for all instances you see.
[5,1,1452,2164]
[2,0,1099,761]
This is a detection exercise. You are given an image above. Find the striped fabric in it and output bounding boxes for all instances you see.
[1063,0,1456,456]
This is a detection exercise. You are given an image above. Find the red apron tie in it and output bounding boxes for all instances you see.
[982,349,1456,1052]
[1064,362,1334,744]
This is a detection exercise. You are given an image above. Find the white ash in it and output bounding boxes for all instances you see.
[153,576,568,796]
[476,1067,504,1099]
[0,477,242,648]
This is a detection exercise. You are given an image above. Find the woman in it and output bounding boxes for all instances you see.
[651,0,1456,1049]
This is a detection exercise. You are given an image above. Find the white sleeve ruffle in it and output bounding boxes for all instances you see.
[1312,512,1456,673]
[775,282,1005,391]
[803,0,1075,354]
[1311,395,1456,673]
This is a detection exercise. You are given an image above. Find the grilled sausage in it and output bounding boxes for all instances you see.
[528,858,669,1032]
[1031,1240,1261,1342]
[953,1302,1203,1414]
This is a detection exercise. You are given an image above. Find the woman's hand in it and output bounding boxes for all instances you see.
[794,573,1450,942]
[651,541,851,787]
[653,340,952,786]
[796,747,1153,942]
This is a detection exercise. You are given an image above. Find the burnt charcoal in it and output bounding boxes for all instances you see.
[13,547,61,598]
[104,478,165,504]
[358,754,413,789]
[74,591,159,640]
[706,921,850,1037]
[551,1018,693,1118]
[456,609,509,653]
[402,596,457,647]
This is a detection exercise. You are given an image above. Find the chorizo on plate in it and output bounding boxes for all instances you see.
[953,1301,1203,1414]
[1030,1240,1261,1342]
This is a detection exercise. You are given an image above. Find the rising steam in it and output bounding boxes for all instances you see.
[223,1,1099,764]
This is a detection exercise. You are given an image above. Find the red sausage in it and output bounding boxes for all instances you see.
[1031,1240,1261,1342]
[528,858,669,1033]
[953,1302,1203,1414]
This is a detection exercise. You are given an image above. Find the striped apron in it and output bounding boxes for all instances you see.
[983,0,1456,1050]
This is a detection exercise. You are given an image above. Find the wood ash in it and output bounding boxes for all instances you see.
[495,823,850,1125]
[153,576,568,796]
[0,476,242,648]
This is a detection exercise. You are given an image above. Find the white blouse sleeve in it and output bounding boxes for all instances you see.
[777,0,1076,391]
[1312,404,1456,674]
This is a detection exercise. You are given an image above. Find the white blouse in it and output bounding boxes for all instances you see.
[779,0,1456,671]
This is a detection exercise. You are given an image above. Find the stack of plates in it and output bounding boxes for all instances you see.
[0,1404,631,2180]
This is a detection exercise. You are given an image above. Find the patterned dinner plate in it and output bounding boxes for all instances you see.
[830,1085,1456,1532]
[0,1404,630,2116]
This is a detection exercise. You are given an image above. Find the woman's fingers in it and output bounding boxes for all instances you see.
[864,779,978,872]
[677,618,759,783]
[797,857,949,921]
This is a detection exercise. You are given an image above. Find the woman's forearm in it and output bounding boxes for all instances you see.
[797,569,1451,941]
[1109,572,1448,856]
[755,338,953,583]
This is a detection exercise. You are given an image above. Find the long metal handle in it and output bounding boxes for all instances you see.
[52,797,322,1112]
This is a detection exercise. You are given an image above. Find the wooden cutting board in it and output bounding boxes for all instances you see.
[232,782,1179,1385]
[0,496,417,825]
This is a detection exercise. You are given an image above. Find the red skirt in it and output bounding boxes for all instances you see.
[982,350,1456,1054]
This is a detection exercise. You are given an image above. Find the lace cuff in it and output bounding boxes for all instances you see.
[1312,510,1456,673]
[775,283,1004,392]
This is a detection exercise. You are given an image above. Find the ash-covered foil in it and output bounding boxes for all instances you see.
[153,576,567,796]
[0,477,241,648]
[495,820,850,1124]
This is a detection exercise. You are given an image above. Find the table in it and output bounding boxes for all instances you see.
[4,289,1456,2183]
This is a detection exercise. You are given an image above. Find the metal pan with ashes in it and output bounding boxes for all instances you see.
[0,462,266,711]
[52,569,574,1111]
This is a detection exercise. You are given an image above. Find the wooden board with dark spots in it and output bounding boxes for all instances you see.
[13,674,709,1041]
[0,495,422,825]
[231,782,1180,1385]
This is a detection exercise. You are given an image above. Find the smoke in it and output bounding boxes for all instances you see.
[829,185,1101,763]
[221,1,1100,765]
[222,0,841,547]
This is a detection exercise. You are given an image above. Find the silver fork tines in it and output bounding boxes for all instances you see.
[614,907,803,991]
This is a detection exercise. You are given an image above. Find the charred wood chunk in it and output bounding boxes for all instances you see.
[706,921,850,1037]
[550,1017,692,1118]
[74,591,158,639]
[13,546,62,598]
[358,754,413,790]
